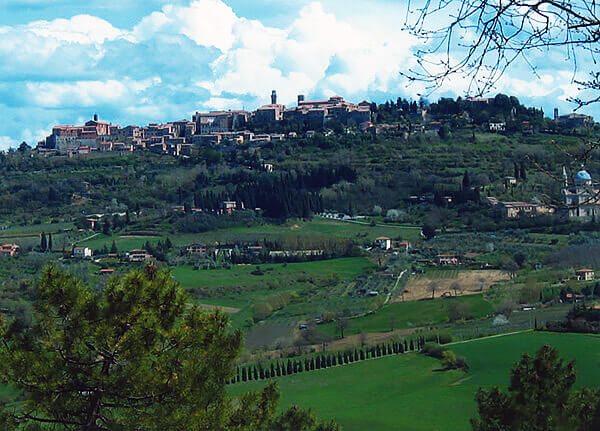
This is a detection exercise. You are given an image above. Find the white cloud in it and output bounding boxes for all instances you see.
[200,2,419,106]
[25,78,161,108]
[0,136,17,150]
[132,0,238,51]
[26,15,125,44]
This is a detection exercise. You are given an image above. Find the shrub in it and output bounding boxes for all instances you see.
[421,343,447,359]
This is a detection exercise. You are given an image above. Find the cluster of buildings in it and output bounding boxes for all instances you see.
[487,168,600,222]
[40,92,372,155]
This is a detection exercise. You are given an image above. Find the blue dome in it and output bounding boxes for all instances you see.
[575,170,592,180]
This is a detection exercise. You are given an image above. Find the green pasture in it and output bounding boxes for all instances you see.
[233,332,600,431]
[319,294,494,337]
[172,257,376,308]
[77,218,421,252]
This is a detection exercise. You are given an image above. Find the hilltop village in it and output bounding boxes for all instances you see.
[38,92,593,157]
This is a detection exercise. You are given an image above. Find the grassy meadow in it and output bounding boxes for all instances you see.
[232,331,600,431]
[77,218,422,252]
[319,294,495,337]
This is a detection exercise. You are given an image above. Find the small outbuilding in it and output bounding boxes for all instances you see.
[576,269,595,281]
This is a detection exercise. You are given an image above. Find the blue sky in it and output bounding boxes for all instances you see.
[0,0,596,148]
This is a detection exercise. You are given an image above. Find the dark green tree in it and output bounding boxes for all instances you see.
[470,344,599,431]
[462,171,471,190]
[47,233,53,252]
[110,240,118,254]
[40,232,47,252]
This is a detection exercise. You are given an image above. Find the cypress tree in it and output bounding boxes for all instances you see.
[293,361,298,374]
[270,363,275,377]
[354,350,359,362]
[253,367,258,381]
[387,345,393,355]
[242,368,247,382]
[326,355,332,368]
[287,360,292,375]
[265,369,270,379]
[110,240,118,254]
[259,366,265,380]
[276,362,281,376]
[48,233,53,251]
[360,350,365,361]
[332,355,337,366]
[40,232,47,252]
[410,340,414,351]
[338,352,343,365]
[315,356,321,369]
[404,340,408,351]
[298,361,303,372]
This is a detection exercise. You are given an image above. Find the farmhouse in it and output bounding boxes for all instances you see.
[186,244,208,255]
[221,201,238,214]
[0,244,19,256]
[375,237,392,250]
[435,254,459,265]
[127,250,152,262]
[73,247,92,258]
[576,269,595,281]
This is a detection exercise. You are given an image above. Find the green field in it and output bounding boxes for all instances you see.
[77,218,422,252]
[233,332,600,431]
[319,294,494,337]
[172,257,377,308]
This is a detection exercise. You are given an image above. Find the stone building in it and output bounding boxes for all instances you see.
[563,168,600,221]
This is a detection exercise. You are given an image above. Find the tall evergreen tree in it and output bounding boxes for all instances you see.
[47,233,52,252]
[40,232,47,252]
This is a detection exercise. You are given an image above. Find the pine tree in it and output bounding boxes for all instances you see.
[462,171,471,190]
[40,232,47,252]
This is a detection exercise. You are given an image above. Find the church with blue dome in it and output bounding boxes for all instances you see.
[563,167,600,221]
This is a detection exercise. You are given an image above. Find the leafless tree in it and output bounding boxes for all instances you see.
[498,299,519,320]
[336,318,349,339]
[450,281,463,296]
[428,281,440,299]
[405,1,600,107]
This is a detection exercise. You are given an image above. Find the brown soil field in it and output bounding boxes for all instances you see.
[394,270,509,302]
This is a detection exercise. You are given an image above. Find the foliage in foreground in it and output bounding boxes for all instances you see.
[471,344,600,431]
[0,265,339,431]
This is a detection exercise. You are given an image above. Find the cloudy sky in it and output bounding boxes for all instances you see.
[0,0,596,148]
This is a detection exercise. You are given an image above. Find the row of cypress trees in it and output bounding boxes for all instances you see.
[230,337,426,384]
